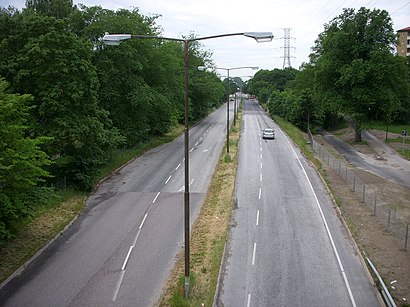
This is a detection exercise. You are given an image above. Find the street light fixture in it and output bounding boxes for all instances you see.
[102,31,273,298]
[199,65,259,153]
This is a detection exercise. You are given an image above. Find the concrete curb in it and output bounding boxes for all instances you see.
[0,214,79,290]
[312,145,386,307]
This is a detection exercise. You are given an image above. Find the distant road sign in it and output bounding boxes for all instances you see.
[402,130,408,136]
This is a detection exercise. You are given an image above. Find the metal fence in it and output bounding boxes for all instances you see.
[311,137,409,252]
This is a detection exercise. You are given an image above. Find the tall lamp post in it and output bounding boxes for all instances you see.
[102,31,273,298]
[199,66,258,154]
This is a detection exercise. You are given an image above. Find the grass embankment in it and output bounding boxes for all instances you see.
[0,191,85,285]
[271,115,319,165]
[159,113,242,306]
[0,125,185,285]
[371,122,410,160]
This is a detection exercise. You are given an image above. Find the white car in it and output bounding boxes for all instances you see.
[262,128,275,139]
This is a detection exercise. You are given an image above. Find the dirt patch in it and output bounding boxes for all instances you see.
[315,132,410,306]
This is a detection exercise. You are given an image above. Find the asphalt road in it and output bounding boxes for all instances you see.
[320,130,410,188]
[0,104,232,306]
[217,99,380,307]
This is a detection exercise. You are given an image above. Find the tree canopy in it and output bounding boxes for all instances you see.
[312,7,407,141]
[0,1,225,244]
[250,7,408,141]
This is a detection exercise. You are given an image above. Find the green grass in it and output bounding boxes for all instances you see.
[370,121,409,135]
[272,116,315,161]
[397,148,410,160]
[95,124,185,185]
[160,112,242,306]
[0,124,186,285]
[0,191,86,284]
[385,136,410,145]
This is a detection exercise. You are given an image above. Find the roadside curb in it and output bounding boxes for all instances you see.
[312,151,385,307]
[0,213,80,291]
[0,149,140,291]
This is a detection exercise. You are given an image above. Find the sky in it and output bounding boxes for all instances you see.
[2,0,409,78]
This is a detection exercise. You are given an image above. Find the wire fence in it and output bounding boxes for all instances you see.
[310,137,409,252]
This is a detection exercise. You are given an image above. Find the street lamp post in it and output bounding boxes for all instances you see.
[102,31,273,298]
[199,66,258,153]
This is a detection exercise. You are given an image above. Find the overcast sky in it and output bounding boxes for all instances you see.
[2,0,409,78]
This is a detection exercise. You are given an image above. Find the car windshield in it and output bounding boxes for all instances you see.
[264,129,274,133]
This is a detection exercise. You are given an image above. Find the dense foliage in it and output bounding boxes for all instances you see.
[248,7,409,140]
[0,0,225,244]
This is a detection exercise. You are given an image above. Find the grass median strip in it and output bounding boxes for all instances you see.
[159,111,242,307]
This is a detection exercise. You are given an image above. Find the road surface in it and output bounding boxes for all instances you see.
[217,99,380,307]
[0,104,233,306]
[320,130,410,188]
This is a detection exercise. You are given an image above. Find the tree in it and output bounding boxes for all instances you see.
[312,7,406,141]
[25,0,74,19]
[0,79,52,244]
[247,68,298,99]
[0,11,123,189]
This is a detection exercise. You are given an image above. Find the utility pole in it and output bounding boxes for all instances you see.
[282,28,295,68]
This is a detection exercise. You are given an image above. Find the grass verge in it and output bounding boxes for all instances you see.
[272,115,319,167]
[0,191,85,284]
[158,111,242,306]
[370,122,409,135]
[95,125,185,185]
[0,124,186,286]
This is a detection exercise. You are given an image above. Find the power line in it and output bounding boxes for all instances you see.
[281,28,295,68]
[391,1,410,15]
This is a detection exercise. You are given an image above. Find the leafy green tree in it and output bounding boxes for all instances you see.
[248,68,298,96]
[0,79,52,244]
[25,0,74,19]
[312,7,407,141]
[0,11,123,189]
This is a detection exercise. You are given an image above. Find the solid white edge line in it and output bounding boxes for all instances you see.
[256,210,260,226]
[121,245,134,271]
[247,293,252,307]
[282,132,357,307]
[165,175,172,184]
[152,192,160,203]
[139,213,148,230]
[252,242,257,265]
[112,270,126,301]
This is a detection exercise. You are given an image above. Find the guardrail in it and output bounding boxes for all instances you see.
[309,133,409,252]
[366,257,397,307]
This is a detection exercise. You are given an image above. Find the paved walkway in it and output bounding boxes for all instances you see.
[320,130,410,188]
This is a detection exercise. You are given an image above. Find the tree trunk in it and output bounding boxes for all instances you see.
[355,126,362,142]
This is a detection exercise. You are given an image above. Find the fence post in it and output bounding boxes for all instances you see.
[373,195,377,216]
[338,161,341,175]
[388,209,391,230]
[362,184,365,203]
[405,223,409,251]
[345,167,348,182]
[353,175,356,192]
[327,152,330,165]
